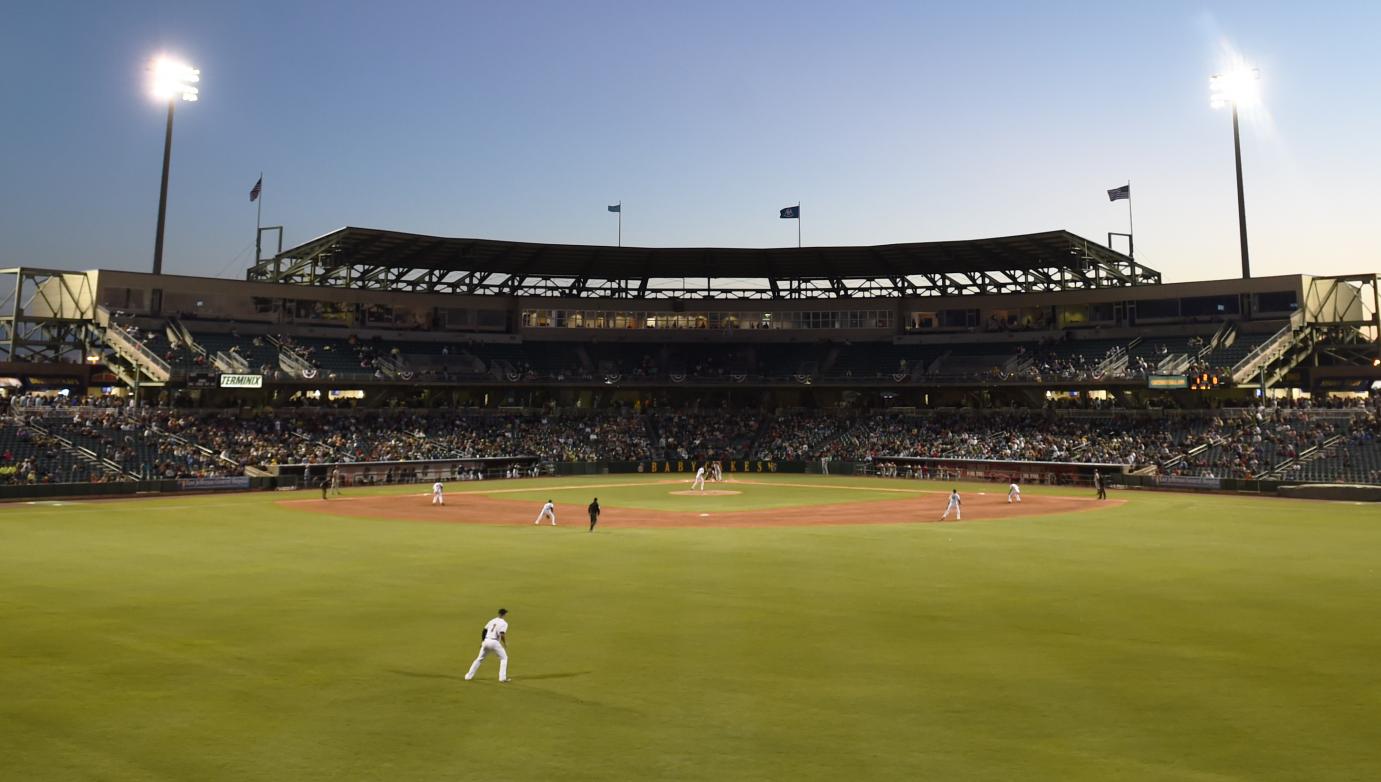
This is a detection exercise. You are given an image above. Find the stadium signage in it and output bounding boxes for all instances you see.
[1147,374,1189,389]
[219,373,264,389]
[1156,474,1222,490]
[178,476,252,491]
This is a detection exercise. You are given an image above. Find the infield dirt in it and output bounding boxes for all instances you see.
[281,487,1117,528]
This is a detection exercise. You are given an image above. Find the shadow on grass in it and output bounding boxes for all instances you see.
[387,669,467,681]
[388,669,592,682]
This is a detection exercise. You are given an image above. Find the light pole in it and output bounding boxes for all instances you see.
[149,57,199,278]
[1210,62,1259,280]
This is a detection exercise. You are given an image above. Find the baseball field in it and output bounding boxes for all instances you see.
[2,474,1379,781]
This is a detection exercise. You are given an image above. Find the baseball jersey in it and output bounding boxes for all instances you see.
[483,616,508,641]
[948,492,961,505]
[433,481,444,493]
[541,501,554,514]
[696,468,705,477]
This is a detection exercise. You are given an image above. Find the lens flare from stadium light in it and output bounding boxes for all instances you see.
[1210,59,1259,109]
[151,57,200,102]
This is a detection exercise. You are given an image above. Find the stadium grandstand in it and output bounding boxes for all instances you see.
[2,226,1378,494]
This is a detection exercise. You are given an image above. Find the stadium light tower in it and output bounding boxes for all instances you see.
[149,56,199,278]
[1210,60,1259,280]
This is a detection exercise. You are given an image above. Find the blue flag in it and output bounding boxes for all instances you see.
[780,205,799,219]
[608,204,621,213]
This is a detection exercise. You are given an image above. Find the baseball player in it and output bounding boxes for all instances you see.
[432,479,445,506]
[710,461,723,482]
[588,497,600,532]
[691,465,707,493]
[939,488,962,521]
[1094,470,1107,500]
[330,468,342,496]
[1007,479,1022,503]
[534,499,557,525]
[464,608,510,682]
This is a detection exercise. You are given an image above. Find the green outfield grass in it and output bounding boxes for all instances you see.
[2,476,1379,781]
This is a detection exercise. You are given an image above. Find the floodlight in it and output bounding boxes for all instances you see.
[151,57,200,102]
[1209,62,1259,109]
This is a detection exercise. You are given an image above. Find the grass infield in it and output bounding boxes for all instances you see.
[2,475,1379,781]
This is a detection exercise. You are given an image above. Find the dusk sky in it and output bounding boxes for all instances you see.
[2,1,1378,283]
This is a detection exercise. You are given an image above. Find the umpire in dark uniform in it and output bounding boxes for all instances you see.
[588,497,601,532]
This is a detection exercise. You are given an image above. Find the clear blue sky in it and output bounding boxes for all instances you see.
[1,1,1378,282]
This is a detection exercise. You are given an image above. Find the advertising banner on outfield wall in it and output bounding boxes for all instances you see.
[178,476,252,491]
[1155,474,1223,490]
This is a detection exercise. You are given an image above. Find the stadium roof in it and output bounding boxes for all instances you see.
[248,227,1161,299]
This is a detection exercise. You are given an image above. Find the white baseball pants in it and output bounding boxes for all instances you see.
[465,639,508,681]
[534,510,556,525]
[941,502,961,520]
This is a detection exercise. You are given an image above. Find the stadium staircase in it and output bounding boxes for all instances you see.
[1259,433,1347,480]
[23,416,132,480]
[94,307,172,387]
[264,335,314,377]
[1230,313,1316,387]
[153,424,245,475]
[168,318,213,367]
[1095,346,1129,377]
[1158,436,1224,473]
[289,430,354,463]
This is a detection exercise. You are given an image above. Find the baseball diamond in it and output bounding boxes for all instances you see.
[5,11,1381,778]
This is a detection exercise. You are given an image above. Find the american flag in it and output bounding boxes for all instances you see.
[1107,184,1131,202]
[249,177,262,202]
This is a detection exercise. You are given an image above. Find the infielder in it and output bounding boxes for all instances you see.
[1007,480,1021,503]
[690,465,707,493]
[939,488,962,521]
[432,479,445,505]
[464,608,510,682]
[588,497,600,532]
[710,461,723,482]
[1094,470,1107,500]
[330,468,342,496]
[534,499,557,525]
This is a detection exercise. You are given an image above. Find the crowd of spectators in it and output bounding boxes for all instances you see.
[4,395,1380,484]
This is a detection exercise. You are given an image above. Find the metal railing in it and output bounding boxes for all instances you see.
[103,321,173,383]
[1231,312,1306,385]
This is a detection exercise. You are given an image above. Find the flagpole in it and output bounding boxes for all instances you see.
[255,172,263,262]
[618,201,622,247]
[1126,180,1134,259]
[797,202,801,248]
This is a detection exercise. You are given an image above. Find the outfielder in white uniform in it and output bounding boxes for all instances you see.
[432,480,445,505]
[691,466,706,493]
[465,609,510,682]
[940,489,962,521]
[1007,481,1021,503]
[534,499,557,525]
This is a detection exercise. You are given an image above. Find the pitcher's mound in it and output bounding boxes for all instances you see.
[669,489,742,496]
